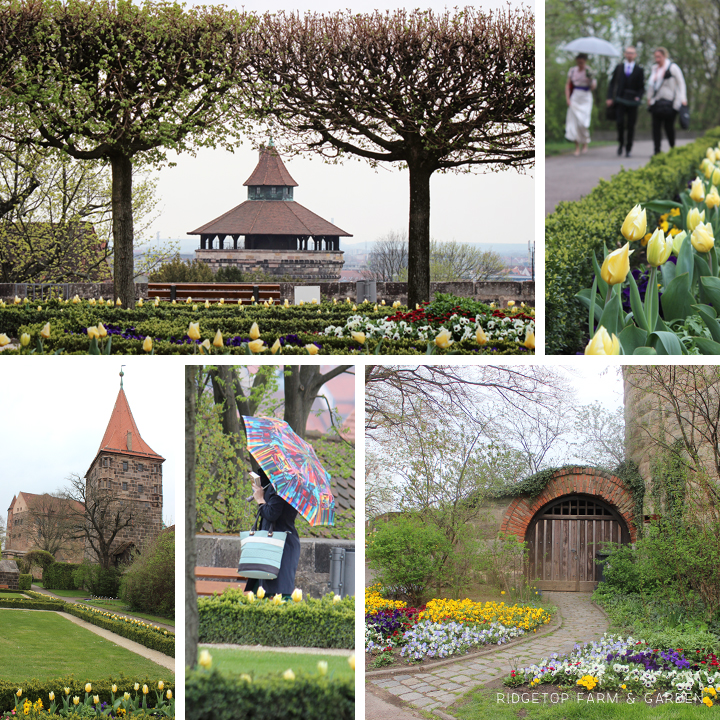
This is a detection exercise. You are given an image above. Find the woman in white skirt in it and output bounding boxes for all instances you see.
[565,54,597,156]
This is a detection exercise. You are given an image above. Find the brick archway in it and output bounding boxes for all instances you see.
[499,467,637,543]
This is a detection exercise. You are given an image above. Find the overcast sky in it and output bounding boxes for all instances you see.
[146,0,535,253]
[0,361,181,532]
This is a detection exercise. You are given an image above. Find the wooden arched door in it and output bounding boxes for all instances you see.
[525,494,630,591]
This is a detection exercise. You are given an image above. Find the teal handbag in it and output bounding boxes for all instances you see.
[238,510,287,580]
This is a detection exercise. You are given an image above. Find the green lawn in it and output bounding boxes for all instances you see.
[201,647,354,681]
[451,688,713,720]
[0,592,28,598]
[0,609,173,682]
[35,584,89,598]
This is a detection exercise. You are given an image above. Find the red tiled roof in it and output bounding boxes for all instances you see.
[93,388,164,462]
[243,145,298,187]
[189,200,352,237]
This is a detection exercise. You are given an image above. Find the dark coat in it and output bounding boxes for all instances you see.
[245,484,300,596]
[608,62,645,105]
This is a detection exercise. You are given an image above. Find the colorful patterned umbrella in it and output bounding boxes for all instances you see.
[243,416,335,526]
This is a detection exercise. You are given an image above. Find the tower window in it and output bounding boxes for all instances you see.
[138,485,144,495]
[122,461,128,471]
[138,463,144,472]
[122,482,128,491]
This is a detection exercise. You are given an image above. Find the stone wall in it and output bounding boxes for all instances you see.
[195,249,344,280]
[196,534,355,599]
[1,280,534,306]
[0,559,20,589]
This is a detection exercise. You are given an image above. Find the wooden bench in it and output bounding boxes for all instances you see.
[147,283,281,305]
[195,566,247,597]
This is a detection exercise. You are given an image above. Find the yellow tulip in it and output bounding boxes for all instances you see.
[213,329,223,348]
[186,296,192,303]
[713,168,720,186]
[97,322,107,338]
[702,158,713,178]
[187,322,200,340]
[709,148,716,160]
[204,300,210,309]
[690,176,705,203]
[392,300,401,308]
[112,685,117,694]
[522,331,535,350]
[691,222,715,253]
[40,322,51,339]
[137,298,143,307]
[476,327,487,346]
[291,588,303,603]
[600,243,632,285]
[348,654,356,670]
[19,332,29,347]
[621,204,647,241]
[49,692,55,701]
[85,684,92,693]
[200,338,211,352]
[166,690,172,700]
[352,304,357,311]
[257,586,265,599]
[381,299,386,305]
[284,298,290,307]
[507,300,515,307]
[272,593,283,605]
[247,591,255,603]
[93,695,100,704]
[64,688,70,696]
[98,296,104,304]
[305,343,319,355]
[142,336,153,352]
[687,207,705,231]
[16,689,21,697]
[672,230,687,256]
[333,594,342,603]
[351,331,366,345]
[584,326,620,355]
[435,327,453,349]
[14,295,21,304]
[0,333,9,347]
[115,297,121,306]
[283,669,295,681]
[124,692,130,700]
[193,304,198,311]
[706,185,720,210]
[317,661,328,676]
[154,297,160,306]
[199,650,212,669]
[270,338,281,354]
[73,697,80,706]
[249,322,260,339]
[646,228,673,267]
[248,339,265,353]
[142,685,148,695]
[89,297,96,305]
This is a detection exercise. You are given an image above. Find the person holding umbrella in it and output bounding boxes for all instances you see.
[241,415,336,598]
[565,53,597,156]
[606,46,644,158]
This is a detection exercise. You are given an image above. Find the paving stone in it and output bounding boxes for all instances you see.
[439,682,463,690]
[398,692,424,701]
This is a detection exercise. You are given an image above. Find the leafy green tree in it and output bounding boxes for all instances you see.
[249,7,534,307]
[149,255,215,283]
[0,0,256,304]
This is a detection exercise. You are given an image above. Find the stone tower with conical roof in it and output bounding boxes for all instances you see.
[190,143,351,279]
[84,372,165,564]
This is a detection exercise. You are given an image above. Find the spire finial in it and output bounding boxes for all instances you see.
[268,136,274,147]
[120,365,126,388]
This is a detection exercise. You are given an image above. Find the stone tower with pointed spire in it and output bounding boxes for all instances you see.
[190,143,351,279]
[84,372,165,564]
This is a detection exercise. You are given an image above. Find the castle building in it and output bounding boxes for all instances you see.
[190,142,351,280]
[84,373,165,565]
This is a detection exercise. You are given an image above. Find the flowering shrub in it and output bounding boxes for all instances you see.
[508,634,720,697]
[578,141,720,355]
[0,295,533,355]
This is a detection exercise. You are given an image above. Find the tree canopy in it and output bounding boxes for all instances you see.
[248,7,534,306]
[0,0,257,303]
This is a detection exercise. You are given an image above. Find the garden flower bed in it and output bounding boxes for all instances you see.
[0,294,534,355]
[505,634,720,703]
[364,586,552,669]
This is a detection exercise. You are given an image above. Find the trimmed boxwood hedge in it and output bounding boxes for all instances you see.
[18,574,32,591]
[198,591,354,649]
[0,679,174,714]
[186,668,354,720]
[43,562,80,591]
[0,597,65,611]
[546,127,720,354]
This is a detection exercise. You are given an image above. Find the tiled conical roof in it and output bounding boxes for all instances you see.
[93,388,164,462]
[243,145,298,187]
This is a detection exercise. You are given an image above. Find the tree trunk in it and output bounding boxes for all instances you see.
[111,153,135,306]
[406,161,434,308]
[283,366,317,439]
[185,366,199,669]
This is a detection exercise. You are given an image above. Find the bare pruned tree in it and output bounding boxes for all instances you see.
[429,241,507,282]
[362,231,409,281]
[61,473,150,570]
[26,493,77,558]
[185,365,198,669]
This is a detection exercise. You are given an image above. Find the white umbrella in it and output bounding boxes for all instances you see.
[561,37,621,57]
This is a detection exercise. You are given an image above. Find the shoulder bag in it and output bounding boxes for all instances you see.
[238,509,287,579]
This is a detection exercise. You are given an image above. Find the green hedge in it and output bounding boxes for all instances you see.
[185,668,354,720]
[546,127,720,354]
[44,562,80,591]
[64,604,174,657]
[0,598,65,611]
[18,574,32,591]
[198,591,354,649]
[0,678,173,714]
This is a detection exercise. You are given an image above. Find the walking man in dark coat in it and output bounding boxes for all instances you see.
[606,46,644,158]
